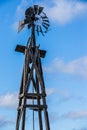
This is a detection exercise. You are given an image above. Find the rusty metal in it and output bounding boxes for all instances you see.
[15,5,50,130]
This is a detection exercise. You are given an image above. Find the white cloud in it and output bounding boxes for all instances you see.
[44,56,87,78]
[48,110,87,124]
[78,128,87,130]
[49,112,59,123]
[12,21,19,32]
[0,93,18,108]
[16,0,29,19]
[46,88,71,106]
[46,88,57,96]
[0,116,14,127]
[62,110,87,119]
[45,0,87,24]
[46,87,70,98]
[12,0,29,31]
[73,128,87,130]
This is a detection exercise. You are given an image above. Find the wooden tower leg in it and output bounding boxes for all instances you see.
[37,55,50,130]
[21,98,26,130]
[16,70,24,130]
[36,75,43,130]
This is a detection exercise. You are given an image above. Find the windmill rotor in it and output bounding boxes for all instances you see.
[18,5,50,35]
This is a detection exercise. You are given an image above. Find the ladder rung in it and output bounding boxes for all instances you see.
[26,104,47,110]
[18,105,47,110]
[25,93,46,99]
[19,93,46,99]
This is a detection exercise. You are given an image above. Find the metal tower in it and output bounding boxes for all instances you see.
[15,5,50,130]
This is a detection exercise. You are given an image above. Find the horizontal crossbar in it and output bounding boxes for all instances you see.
[19,93,46,99]
[15,44,46,58]
[18,104,47,111]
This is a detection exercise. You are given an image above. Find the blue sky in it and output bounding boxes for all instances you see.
[0,0,87,130]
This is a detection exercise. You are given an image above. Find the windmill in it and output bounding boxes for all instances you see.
[15,5,50,130]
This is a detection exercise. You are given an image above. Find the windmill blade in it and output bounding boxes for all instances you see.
[34,5,39,14]
[29,7,34,13]
[43,19,49,23]
[42,22,50,27]
[25,7,34,17]
[38,6,44,15]
[40,26,44,36]
[18,20,25,33]
[42,23,49,30]
[44,30,47,33]
[42,12,46,16]
[41,15,48,19]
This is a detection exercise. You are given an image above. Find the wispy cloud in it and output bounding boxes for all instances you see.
[0,116,14,127]
[46,87,72,106]
[62,110,87,119]
[48,110,87,124]
[49,112,59,123]
[16,0,28,19]
[0,93,18,108]
[46,88,57,96]
[12,21,18,31]
[73,128,87,130]
[12,0,29,31]
[45,110,87,124]
[45,0,87,24]
[46,87,71,98]
[44,56,87,79]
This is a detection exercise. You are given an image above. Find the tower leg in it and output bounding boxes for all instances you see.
[36,75,43,130]
[16,70,24,130]
[16,101,22,130]
[38,57,50,130]
[21,98,26,130]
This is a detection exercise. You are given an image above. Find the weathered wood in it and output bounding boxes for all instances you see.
[16,110,22,130]
[18,104,47,110]
[15,45,26,53]
[15,44,46,58]
[16,69,24,130]
[36,74,43,130]
[21,98,26,130]
[25,93,46,99]
[25,104,47,110]
[19,93,24,99]
[39,58,50,130]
